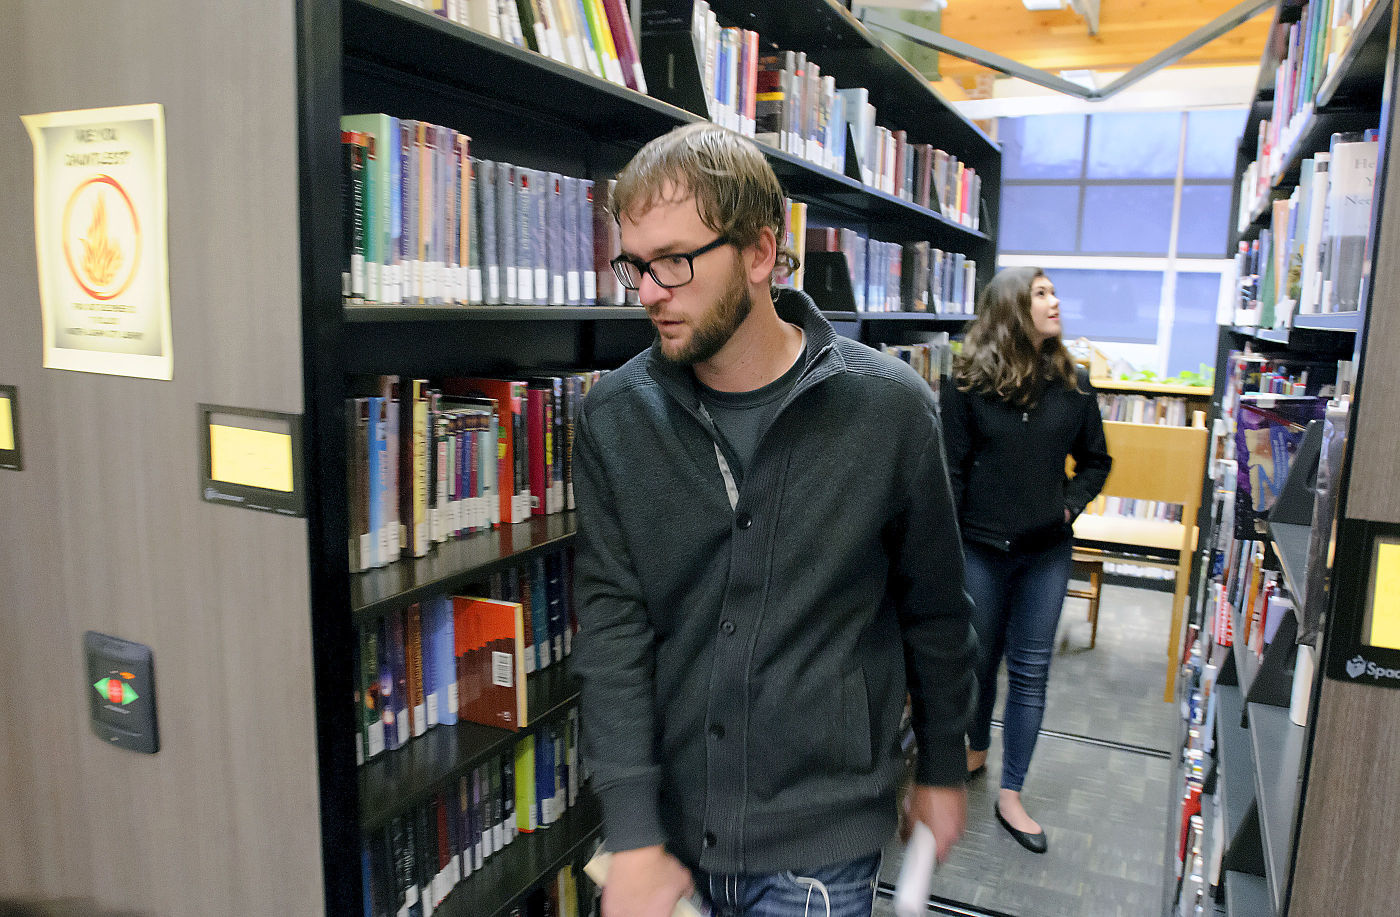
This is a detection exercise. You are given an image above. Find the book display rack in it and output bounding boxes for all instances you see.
[1170,3,1400,914]
[299,2,1000,914]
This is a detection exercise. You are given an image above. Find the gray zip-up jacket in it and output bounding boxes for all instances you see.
[572,290,977,875]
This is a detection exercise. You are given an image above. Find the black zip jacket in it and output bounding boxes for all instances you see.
[572,291,977,875]
[939,366,1112,551]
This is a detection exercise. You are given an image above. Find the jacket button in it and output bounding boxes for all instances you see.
[708,723,724,740]
[720,620,735,634]
[735,512,752,529]
[703,832,717,849]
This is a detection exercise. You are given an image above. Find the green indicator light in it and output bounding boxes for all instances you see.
[94,678,110,695]
[122,683,138,705]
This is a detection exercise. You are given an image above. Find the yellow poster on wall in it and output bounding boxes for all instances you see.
[22,104,173,380]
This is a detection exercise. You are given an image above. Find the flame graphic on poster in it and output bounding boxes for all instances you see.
[80,192,123,287]
[62,173,140,301]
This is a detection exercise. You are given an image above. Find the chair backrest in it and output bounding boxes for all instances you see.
[1096,421,1210,507]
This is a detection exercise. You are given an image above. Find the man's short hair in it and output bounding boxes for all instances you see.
[610,122,799,279]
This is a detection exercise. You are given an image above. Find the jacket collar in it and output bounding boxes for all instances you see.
[645,289,845,414]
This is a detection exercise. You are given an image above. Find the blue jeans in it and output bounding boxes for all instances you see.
[963,538,1074,792]
[696,852,881,917]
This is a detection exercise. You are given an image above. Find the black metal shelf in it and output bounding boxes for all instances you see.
[360,659,581,832]
[434,792,602,917]
[1266,520,1311,602]
[856,311,975,323]
[1215,685,1254,848]
[1227,323,1356,354]
[1316,0,1393,110]
[345,306,647,322]
[352,513,577,624]
[344,0,697,148]
[1290,310,1363,332]
[342,0,992,250]
[1247,702,1305,914]
[704,0,997,167]
[1223,869,1272,917]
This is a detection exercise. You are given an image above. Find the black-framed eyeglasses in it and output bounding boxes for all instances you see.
[610,236,732,290]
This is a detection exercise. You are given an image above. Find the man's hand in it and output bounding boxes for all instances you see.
[602,845,696,917]
[905,784,967,863]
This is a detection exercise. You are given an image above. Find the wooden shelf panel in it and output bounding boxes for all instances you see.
[1247,702,1305,914]
[352,514,577,624]
[360,660,581,832]
[1091,379,1213,397]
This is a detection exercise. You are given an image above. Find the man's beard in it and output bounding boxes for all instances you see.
[660,266,753,365]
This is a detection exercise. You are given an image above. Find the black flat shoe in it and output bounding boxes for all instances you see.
[966,764,986,782]
[994,803,1048,854]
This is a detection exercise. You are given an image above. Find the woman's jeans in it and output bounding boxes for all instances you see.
[963,537,1075,792]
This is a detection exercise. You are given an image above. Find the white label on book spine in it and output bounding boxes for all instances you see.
[553,276,565,305]
[488,266,500,302]
[518,266,532,302]
[505,266,517,302]
[427,692,439,727]
[566,481,574,510]
[535,268,547,302]
[583,271,596,303]
[359,534,373,570]
[469,269,482,304]
[447,681,459,716]
[396,711,409,745]
[494,823,504,848]
[342,271,351,298]
[405,885,419,907]
[567,272,580,303]
[413,703,427,737]
[367,261,380,303]
[368,721,385,757]
[352,254,366,297]
[492,651,513,687]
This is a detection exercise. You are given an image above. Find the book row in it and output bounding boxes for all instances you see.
[361,713,587,917]
[348,372,601,572]
[355,547,575,762]
[341,118,638,308]
[1235,129,1379,326]
[1097,393,1195,427]
[1209,536,1294,666]
[1249,0,1374,199]
[644,2,982,226]
[787,213,977,314]
[394,0,647,94]
[879,336,954,396]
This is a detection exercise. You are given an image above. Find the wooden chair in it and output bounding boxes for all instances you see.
[1068,418,1209,701]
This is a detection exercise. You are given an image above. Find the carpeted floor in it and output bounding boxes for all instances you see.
[877,582,1178,917]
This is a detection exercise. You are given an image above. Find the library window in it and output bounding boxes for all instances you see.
[998,108,1239,376]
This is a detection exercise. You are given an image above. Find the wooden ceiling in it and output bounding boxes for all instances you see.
[933,0,1271,85]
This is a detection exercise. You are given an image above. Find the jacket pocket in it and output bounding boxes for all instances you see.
[840,667,873,772]
[749,668,873,803]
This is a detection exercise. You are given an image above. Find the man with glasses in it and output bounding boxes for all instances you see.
[572,122,977,917]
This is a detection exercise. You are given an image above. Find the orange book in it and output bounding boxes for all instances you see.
[453,595,529,730]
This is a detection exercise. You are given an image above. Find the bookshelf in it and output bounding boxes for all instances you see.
[304,2,1001,915]
[0,1,996,913]
[1171,3,1400,915]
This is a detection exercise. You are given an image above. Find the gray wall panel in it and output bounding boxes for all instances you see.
[0,1,322,914]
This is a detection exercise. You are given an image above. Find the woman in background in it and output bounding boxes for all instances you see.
[940,266,1112,854]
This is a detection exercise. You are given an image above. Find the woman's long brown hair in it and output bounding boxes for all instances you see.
[953,266,1079,409]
